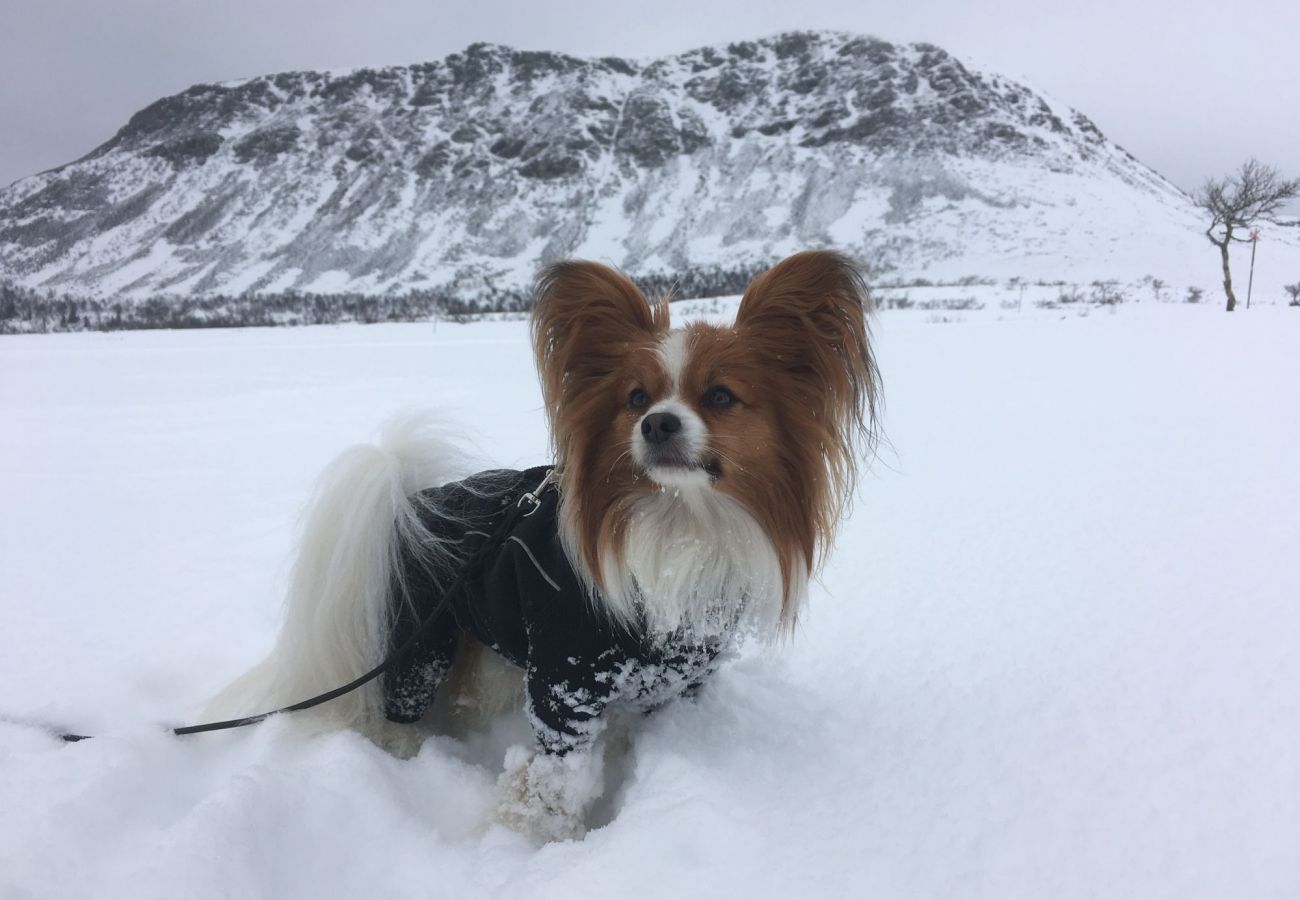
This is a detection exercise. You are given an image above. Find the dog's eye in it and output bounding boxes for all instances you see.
[701,386,736,409]
[628,388,650,410]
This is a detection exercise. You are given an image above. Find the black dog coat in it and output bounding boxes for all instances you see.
[383,467,725,754]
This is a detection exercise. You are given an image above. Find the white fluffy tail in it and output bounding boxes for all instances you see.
[203,415,467,732]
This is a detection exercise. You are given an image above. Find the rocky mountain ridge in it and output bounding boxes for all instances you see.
[0,31,1259,308]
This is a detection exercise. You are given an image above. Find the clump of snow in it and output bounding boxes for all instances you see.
[1,304,1298,898]
[494,745,606,843]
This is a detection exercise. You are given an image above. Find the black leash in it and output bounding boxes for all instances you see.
[38,469,557,744]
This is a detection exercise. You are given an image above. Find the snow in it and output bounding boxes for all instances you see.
[2,303,1298,898]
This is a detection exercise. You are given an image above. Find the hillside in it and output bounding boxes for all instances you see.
[7,30,1291,314]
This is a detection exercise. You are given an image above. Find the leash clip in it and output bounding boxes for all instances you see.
[517,468,557,517]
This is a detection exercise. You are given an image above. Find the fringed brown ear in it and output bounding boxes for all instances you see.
[531,261,668,457]
[735,250,881,519]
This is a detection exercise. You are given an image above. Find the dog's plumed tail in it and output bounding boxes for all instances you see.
[203,415,466,732]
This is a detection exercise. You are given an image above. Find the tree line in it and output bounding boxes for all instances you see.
[0,262,773,334]
[0,283,458,334]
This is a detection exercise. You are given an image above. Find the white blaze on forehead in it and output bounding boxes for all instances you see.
[657,330,688,393]
[635,329,710,488]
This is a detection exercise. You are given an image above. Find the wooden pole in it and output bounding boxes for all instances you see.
[1246,230,1260,310]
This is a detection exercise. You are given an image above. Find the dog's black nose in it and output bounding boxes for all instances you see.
[641,412,682,445]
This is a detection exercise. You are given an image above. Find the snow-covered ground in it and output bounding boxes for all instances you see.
[2,302,1297,899]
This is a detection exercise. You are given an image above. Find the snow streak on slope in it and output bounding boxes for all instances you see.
[1,306,1298,899]
[6,30,1293,305]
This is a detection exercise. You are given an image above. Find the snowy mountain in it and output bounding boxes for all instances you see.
[0,31,1291,305]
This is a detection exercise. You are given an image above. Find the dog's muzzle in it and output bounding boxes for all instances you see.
[636,409,720,480]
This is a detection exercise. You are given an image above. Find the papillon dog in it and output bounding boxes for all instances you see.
[205,249,879,841]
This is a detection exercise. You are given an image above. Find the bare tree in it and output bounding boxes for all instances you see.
[1194,160,1300,311]
[1285,282,1300,307]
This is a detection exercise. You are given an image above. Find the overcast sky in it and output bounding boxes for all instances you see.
[3,0,1297,202]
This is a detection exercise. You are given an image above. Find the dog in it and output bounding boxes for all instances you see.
[205,250,879,841]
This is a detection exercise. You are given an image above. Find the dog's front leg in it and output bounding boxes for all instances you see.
[493,661,615,841]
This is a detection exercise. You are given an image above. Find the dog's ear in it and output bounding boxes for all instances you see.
[735,250,880,486]
[531,261,668,423]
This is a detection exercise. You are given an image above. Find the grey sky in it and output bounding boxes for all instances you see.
[3,0,1297,203]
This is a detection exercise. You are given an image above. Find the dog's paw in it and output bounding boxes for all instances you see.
[493,746,604,842]
[366,720,428,759]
